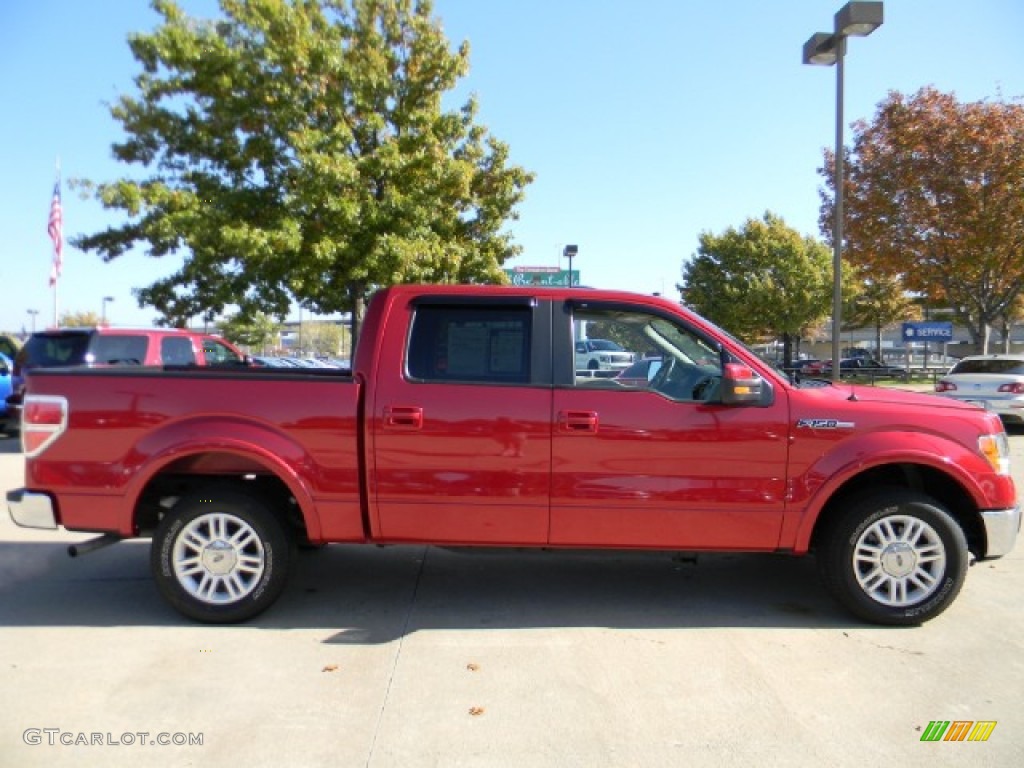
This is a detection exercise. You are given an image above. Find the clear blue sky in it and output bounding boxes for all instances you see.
[1,0,1022,334]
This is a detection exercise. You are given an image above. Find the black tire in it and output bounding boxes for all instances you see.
[817,488,967,626]
[587,359,599,371]
[151,489,294,623]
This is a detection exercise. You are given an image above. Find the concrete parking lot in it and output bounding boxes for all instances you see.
[1,430,1022,767]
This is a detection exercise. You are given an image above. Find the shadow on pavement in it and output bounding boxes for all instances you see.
[0,432,21,454]
[0,539,857,636]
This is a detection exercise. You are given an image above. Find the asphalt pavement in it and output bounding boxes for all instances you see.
[0,429,1022,767]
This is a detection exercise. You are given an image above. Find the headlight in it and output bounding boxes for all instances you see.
[979,432,1011,476]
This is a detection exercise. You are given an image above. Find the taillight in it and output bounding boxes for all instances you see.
[935,381,956,393]
[22,395,68,457]
[998,382,1024,394]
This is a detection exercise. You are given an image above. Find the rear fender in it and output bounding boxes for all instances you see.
[122,417,321,540]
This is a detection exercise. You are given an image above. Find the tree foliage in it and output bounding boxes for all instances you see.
[820,87,1024,352]
[297,320,347,357]
[678,213,835,366]
[73,0,534,345]
[219,310,280,351]
[60,311,104,328]
[844,271,919,357]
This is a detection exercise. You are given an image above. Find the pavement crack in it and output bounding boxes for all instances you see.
[365,546,429,768]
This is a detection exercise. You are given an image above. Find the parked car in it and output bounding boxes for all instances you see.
[788,358,822,372]
[802,357,907,380]
[614,356,663,388]
[839,357,909,380]
[575,339,634,372]
[935,354,1024,424]
[5,327,247,431]
[0,352,12,424]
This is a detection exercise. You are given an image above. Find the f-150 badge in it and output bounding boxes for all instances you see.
[796,418,855,429]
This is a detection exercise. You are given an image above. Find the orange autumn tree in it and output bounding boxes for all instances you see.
[819,87,1024,353]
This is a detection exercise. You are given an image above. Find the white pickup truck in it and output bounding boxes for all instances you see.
[574,339,635,372]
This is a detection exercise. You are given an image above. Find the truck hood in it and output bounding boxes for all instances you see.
[804,381,982,414]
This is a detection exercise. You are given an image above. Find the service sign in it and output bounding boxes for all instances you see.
[902,321,953,341]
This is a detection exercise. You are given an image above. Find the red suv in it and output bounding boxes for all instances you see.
[4,327,246,432]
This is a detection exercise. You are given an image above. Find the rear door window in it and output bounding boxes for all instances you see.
[161,336,197,365]
[89,335,148,364]
[407,305,532,384]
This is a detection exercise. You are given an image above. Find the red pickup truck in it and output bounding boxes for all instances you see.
[7,285,1020,625]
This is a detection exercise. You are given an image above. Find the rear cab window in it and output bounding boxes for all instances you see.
[19,332,93,368]
[407,305,532,384]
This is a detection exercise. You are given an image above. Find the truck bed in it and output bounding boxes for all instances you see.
[23,366,363,539]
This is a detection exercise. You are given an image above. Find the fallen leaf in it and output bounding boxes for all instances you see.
[322,664,339,672]
[466,663,480,672]
[468,707,485,717]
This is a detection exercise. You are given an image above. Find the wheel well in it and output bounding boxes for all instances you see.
[133,461,307,542]
[810,463,984,556]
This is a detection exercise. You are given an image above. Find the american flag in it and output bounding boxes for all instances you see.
[48,179,63,286]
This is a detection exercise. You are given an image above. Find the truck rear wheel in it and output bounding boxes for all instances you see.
[151,490,294,623]
[818,488,967,626]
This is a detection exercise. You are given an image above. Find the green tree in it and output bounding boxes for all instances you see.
[60,311,103,328]
[219,311,281,352]
[73,0,533,347]
[678,212,835,367]
[844,272,919,358]
[820,87,1024,353]
[297,320,345,357]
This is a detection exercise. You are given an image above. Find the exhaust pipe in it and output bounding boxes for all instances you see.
[68,534,121,558]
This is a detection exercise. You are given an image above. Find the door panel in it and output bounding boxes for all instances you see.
[550,388,788,549]
[550,301,789,550]
[374,385,552,544]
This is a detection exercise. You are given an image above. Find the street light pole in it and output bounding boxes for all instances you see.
[27,309,39,333]
[102,296,114,325]
[803,1,883,383]
[563,244,578,287]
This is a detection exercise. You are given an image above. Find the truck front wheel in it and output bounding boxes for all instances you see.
[151,491,294,623]
[818,488,968,626]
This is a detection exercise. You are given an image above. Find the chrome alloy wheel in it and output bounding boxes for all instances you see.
[852,514,947,607]
[172,513,266,604]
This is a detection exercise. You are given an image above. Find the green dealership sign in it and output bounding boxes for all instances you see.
[503,268,579,287]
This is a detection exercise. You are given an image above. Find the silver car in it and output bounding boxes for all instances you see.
[935,354,1024,423]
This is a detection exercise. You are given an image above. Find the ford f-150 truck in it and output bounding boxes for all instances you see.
[7,285,1020,625]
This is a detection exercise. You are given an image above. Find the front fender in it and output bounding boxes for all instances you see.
[122,417,321,540]
[785,430,1010,553]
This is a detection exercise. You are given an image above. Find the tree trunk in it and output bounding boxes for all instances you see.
[347,281,366,354]
[782,332,793,369]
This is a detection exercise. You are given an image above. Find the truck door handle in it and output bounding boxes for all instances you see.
[560,410,598,433]
[384,406,424,430]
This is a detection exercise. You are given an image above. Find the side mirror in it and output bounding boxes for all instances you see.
[721,363,763,405]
